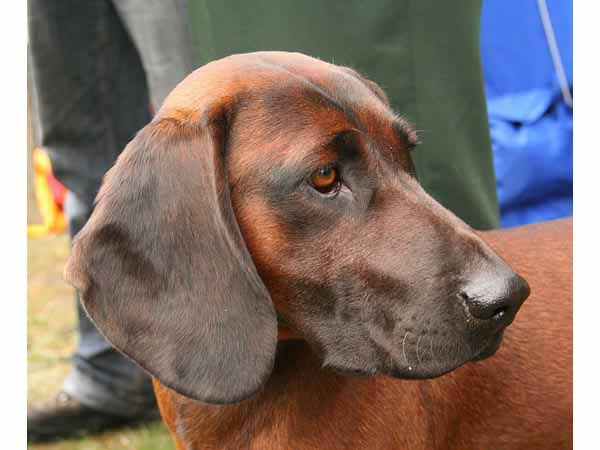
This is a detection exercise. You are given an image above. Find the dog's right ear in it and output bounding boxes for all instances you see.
[64,109,278,404]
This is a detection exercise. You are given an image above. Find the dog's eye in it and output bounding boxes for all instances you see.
[309,165,340,194]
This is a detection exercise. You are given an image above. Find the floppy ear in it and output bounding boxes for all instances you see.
[64,109,277,404]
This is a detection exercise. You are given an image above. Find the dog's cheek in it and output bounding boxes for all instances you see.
[234,196,290,273]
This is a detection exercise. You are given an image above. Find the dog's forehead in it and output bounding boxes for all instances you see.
[162,52,387,118]
[161,52,415,171]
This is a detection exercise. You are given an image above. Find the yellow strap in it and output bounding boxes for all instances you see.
[27,148,67,238]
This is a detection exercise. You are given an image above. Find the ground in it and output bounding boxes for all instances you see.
[27,234,173,450]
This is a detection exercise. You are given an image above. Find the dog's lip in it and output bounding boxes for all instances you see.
[471,332,504,361]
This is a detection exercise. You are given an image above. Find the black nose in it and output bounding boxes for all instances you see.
[460,272,530,322]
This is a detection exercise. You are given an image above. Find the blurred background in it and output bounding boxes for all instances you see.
[27,1,572,449]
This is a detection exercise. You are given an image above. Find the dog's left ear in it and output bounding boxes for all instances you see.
[64,108,277,404]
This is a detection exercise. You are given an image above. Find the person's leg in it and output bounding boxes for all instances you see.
[28,0,157,440]
[112,0,196,109]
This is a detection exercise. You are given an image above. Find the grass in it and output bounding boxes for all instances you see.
[27,234,174,450]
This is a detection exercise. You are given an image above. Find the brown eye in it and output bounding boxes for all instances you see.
[309,166,340,194]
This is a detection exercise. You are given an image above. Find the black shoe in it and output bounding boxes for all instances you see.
[27,391,161,443]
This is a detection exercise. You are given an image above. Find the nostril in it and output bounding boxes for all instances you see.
[460,291,509,321]
[491,306,508,320]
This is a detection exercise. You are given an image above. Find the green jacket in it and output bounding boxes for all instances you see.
[189,0,499,229]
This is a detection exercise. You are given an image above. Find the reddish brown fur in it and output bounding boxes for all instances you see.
[146,54,572,450]
[153,219,572,450]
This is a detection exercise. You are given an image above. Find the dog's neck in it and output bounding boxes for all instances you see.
[277,325,303,341]
[159,341,441,450]
[276,312,304,341]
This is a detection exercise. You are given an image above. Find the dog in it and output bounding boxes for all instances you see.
[65,52,572,450]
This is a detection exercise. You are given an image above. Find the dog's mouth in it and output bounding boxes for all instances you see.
[384,331,506,379]
[470,331,504,362]
[324,329,506,381]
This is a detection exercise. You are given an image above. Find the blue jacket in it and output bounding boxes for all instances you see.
[481,0,573,227]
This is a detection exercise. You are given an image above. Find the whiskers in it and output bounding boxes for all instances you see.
[416,335,424,368]
[401,331,410,370]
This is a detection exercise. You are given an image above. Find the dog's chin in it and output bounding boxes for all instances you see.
[328,366,377,378]
[323,332,506,380]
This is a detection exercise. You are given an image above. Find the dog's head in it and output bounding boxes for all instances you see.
[65,52,529,404]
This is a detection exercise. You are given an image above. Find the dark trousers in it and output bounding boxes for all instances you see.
[28,0,195,416]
